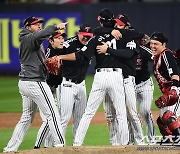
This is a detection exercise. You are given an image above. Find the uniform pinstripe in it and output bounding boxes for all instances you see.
[59,28,92,142]
[105,76,144,145]
[35,86,60,148]
[73,69,129,146]
[104,94,118,145]
[3,81,64,152]
[124,76,144,144]
[135,45,156,143]
[103,37,145,145]
[136,77,156,143]
[60,78,87,142]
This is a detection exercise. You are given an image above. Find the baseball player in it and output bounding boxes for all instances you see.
[57,8,129,146]
[135,40,156,144]
[3,16,67,152]
[59,23,93,143]
[96,14,145,145]
[150,32,180,144]
[34,31,66,148]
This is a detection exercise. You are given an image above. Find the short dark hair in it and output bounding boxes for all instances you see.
[150,32,168,44]
[98,8,115,28]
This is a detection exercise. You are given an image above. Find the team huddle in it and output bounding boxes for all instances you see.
[3,8,180,152]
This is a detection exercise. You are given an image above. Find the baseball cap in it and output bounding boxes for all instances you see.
[23,16,44,27]
[79,23,93,37]
[150,32,168,44]
[49,32,67,40]
[97,8,114,22]
[114,14,131,26]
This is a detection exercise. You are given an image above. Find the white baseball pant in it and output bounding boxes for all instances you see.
[3,81,64,152]
[34,86,61,148]
[104,75,144,145]
[60,78,87,143]
[136,77,156,143]
[73,68,129,146]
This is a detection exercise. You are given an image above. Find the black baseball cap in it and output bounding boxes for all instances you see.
[97,8,114,22]
[79,23,93,37]
[23,16,44,27]
[150,32,168,44]
[114,14,131,26]
[49,32,67,40]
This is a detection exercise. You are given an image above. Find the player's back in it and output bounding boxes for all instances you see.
[93,33,124,69]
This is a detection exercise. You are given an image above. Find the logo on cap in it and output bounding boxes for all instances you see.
[79,23,93,37]
[85,27,91,32]
[23,16,44,27]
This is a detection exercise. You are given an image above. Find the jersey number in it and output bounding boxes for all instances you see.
[105,39,117,55]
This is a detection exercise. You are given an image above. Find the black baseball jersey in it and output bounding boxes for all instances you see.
[45,44,64,87]
[75,32,125,69]
[93,26,140,77]
[93,26,144,41]
[153,48,180,93]
[62,35,90,82]
[121,40,140,78]
[135,45,153,84]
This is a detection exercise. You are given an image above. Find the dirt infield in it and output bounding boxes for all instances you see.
[0,111,159,129]
[3,146,180,154]
[2,111,180,154]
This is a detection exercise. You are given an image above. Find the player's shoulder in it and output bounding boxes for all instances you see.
[163,48,175,58]
[64,36,78,48]
[96,33,113,42]
[162,48,178,65]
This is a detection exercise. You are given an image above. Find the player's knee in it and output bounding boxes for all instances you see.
[139,104,150,114]
[20,113,35,124]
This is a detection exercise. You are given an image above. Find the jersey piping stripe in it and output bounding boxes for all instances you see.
[36,120,49,147]
[173,100,180,115]
[37,82,64,144]
[140,45,152,55]
[162,52,172,78]
[162,52,169,69]
[45,48,50,58]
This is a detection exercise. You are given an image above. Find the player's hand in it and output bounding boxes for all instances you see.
[96,42,108,54]
[57,22,68,30]
[56,55,63,67]
[111,30,122,40]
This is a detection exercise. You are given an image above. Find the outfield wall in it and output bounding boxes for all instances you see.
[0,2,180,75]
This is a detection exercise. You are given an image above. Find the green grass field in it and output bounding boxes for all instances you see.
[0,76,162,152]
[0,125,161,152]
[0,75,161,112]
